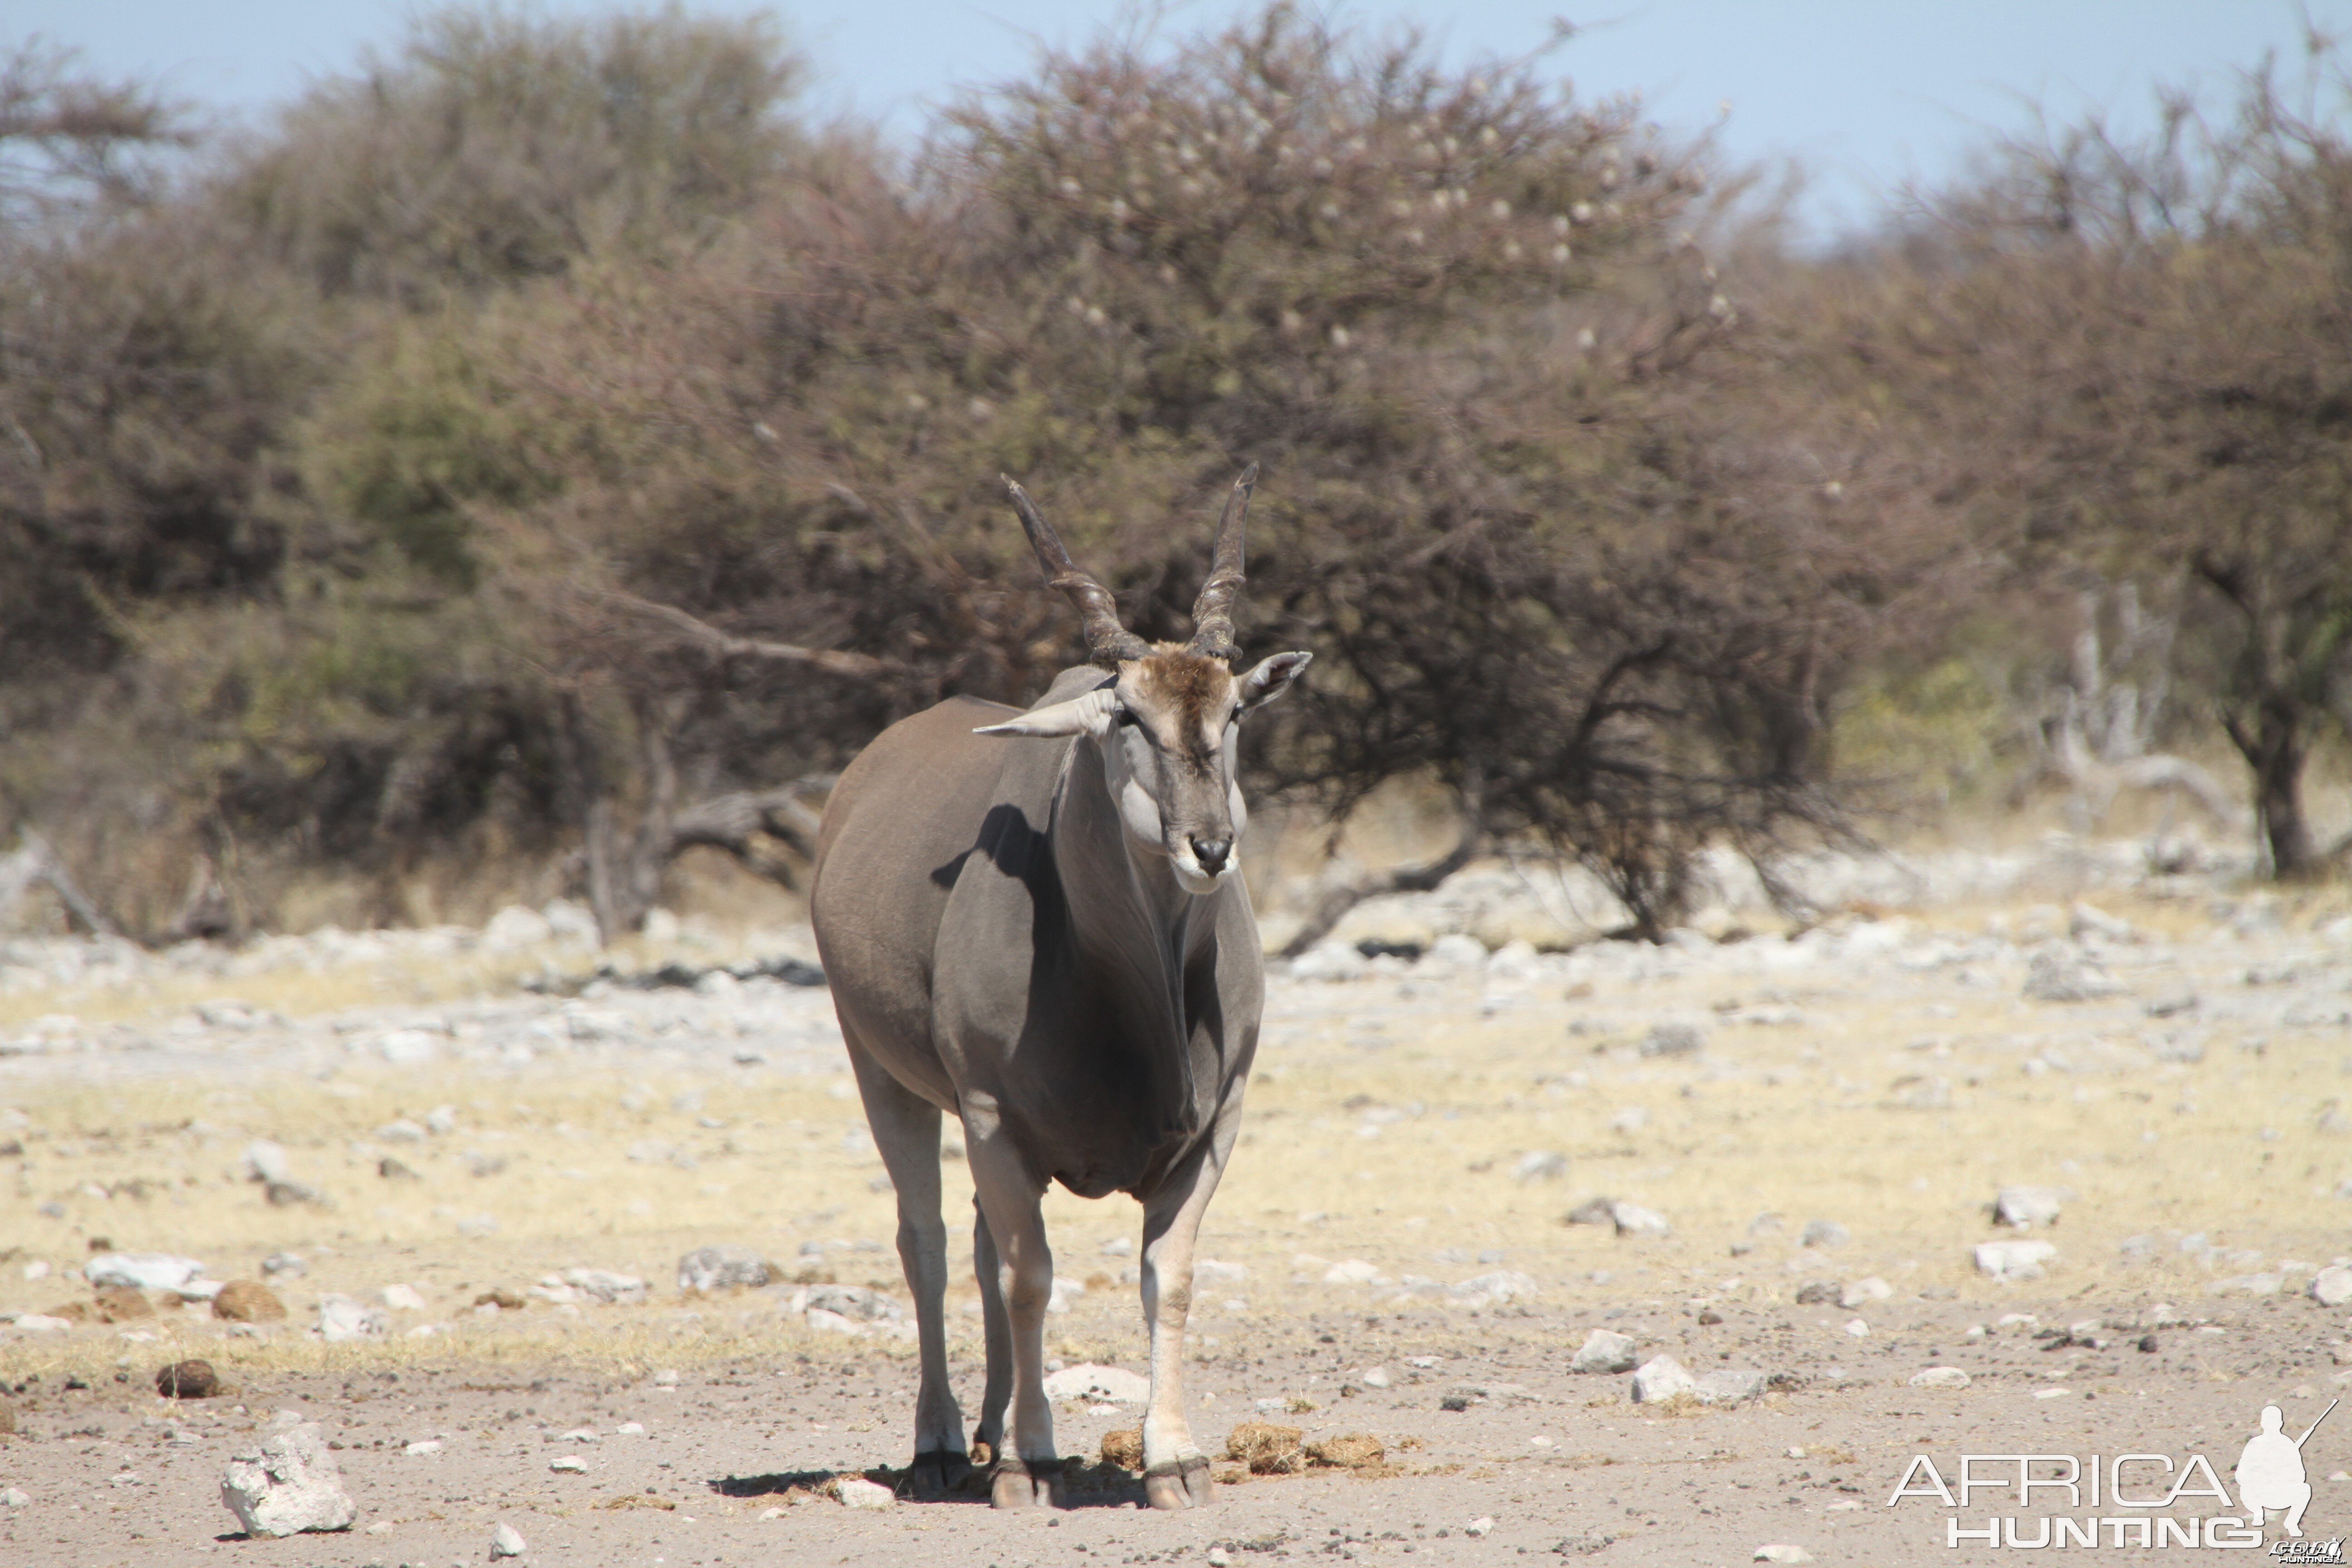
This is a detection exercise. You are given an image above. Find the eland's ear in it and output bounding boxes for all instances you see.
[1238,651,1312,715]
[974,687,1120,739]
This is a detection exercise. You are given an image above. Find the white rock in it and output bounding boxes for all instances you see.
[1487,939,1544,979]
[1996,1186,2067,1229]
[314,1295,388,1343]
[1425,933,1490,970]
[1043,1363,1151,1403]
[1799,1219,1849,1248]
[20,1260,47,1282]
[1975,1240,2058,1281]
[1513,1150,1568,1182]
[549,1456,587,1474]
[1464,1517,1495,1538]
[376,1118,426,1142]
[1446,1270,1538,1308]
[679,1245,769,1294]
[837,1476,895,1509]
[1612,1201,1671,1237]
[378,1284,426,1313]
[804,1307,863,1336]
[1609,1106,1649,1134]
[1632,1354,1697,1403]
[378,1029,441,1065]
[1193,1258,1246,1284]
[1840,1277,1893,1308]
[491,1521,528,1558]
[0,1487,26,1506]
[219,1421,355,1538]
[1323,1259,1386,1285]
[242,1140,293,1186]
[1843,1318,1871,1338]
[1640,1022,1705,1058]
[564,1268,649,1305]
[86,1252,204,1291]
[1289,941,1367,981]
[1361,1367,1390,1388]
[424,1105,457,1135]
[484,906,554,951]
[1910,1367,1972,1388]
[10,1314,73,1333]
[405,1440,442,1455]
[1571,1328,1639,1374]
[1695,1369,1768,1406]
[1754,1547,1813,1564]
[2313,1266,2352,1308]
[1047,1275,1085,1313]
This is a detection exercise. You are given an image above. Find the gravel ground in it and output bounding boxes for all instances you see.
[2,852,2351,1564]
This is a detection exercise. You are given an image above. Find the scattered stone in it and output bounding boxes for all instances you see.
[1975,1240,2058,1281]
[1226,1421,1306,1475]
[798,1284,903,1322]
[1611,1201,1671,1238]
[1639,1023,1704,1058]
[1694,1369,1767,1406]
[490,1521,527,1558]
[1794,1282,1841,1307]
[1911,1367,1972,1389]
[9,1314,72,1333]
[2315,1267,2352,1308]
[156,1359,219,1398]
[836,1476,894,1509]
[2069,902,2133,942]
[1609,1106,1649,1135]
[1308,1433,1385,1469]
[212,1281,286,1323]
[1799,1220,1848,1249]
[1996,1186,2067,1229]
[1323,1259,1385,1285]
[1289,942,1368,981]
[377,1029,440,1065]
[1360,1367,1391,1388]
[2144,990,2198,1019]
[1840,1277,1893,1309]
[314,1296,388,1342]
[1565,1197,1618,1226]
[1100,1428,1144,1470]
[93,1285,154,1322]
[219,1421,355,1538]
[1754,1547,1813,1564]
[1447,1270,1539,1308]
[86,1252,203,1291]
[1631,1355,1697,1404]
[2024,947,2123,1002]
[377,1284,426,1313]
[376,1118,426,1142]
[260,1251,305,1279]
[678,1245,770,1294]
[1513,1150,1568,1182]
[564,1268,649,1305]
[404,1440,442,1455]
[1044,1364,1151,1403]
[241,1140,292,1186]
[549,1456,588,1473]
[1465,1517,1495,1538]
[0,1486,24,1506]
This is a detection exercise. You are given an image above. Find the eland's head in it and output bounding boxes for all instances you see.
[977,466,1310,894]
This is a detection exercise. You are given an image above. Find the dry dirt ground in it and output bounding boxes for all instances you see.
[3,857,2352,1566]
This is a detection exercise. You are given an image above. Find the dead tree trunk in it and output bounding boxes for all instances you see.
[1278,771,1485,960]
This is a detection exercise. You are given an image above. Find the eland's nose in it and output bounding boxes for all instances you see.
[1189,836,1232,875]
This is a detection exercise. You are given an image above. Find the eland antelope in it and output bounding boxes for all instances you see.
[809,468,1308,1510]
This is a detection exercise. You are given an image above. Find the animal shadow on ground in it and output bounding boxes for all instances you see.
[709,1459,1148,1508]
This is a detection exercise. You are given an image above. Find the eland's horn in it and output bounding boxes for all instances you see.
[1003,476,1151,667]
[1185,463,1257,662]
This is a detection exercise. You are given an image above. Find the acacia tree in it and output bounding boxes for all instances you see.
[1850,54,2352,877]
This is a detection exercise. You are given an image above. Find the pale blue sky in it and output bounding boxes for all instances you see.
[10,1,2344,236]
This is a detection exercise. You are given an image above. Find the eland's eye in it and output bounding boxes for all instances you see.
[1113,707,1139,728]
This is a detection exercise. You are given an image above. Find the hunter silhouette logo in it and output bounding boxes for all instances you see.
[1886,1396,2342,1552]
[2239,1400,2333,1539]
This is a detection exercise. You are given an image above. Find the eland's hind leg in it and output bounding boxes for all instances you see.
[970,1198,1013,1465]
[963,1103,1060,1509]
[846,1039,966,1499]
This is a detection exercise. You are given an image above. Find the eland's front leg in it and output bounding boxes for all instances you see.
[1137,1126,1237,1510]
[847,1043,966,1499]
[965,1120,1060,1508]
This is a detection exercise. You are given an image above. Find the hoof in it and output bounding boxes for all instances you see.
[990,1454,1065,1510]
[1143,1453,1214,1511]
[905,1449,971,1501]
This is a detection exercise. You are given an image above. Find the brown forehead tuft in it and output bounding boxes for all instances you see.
[1129,648,1235,727]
